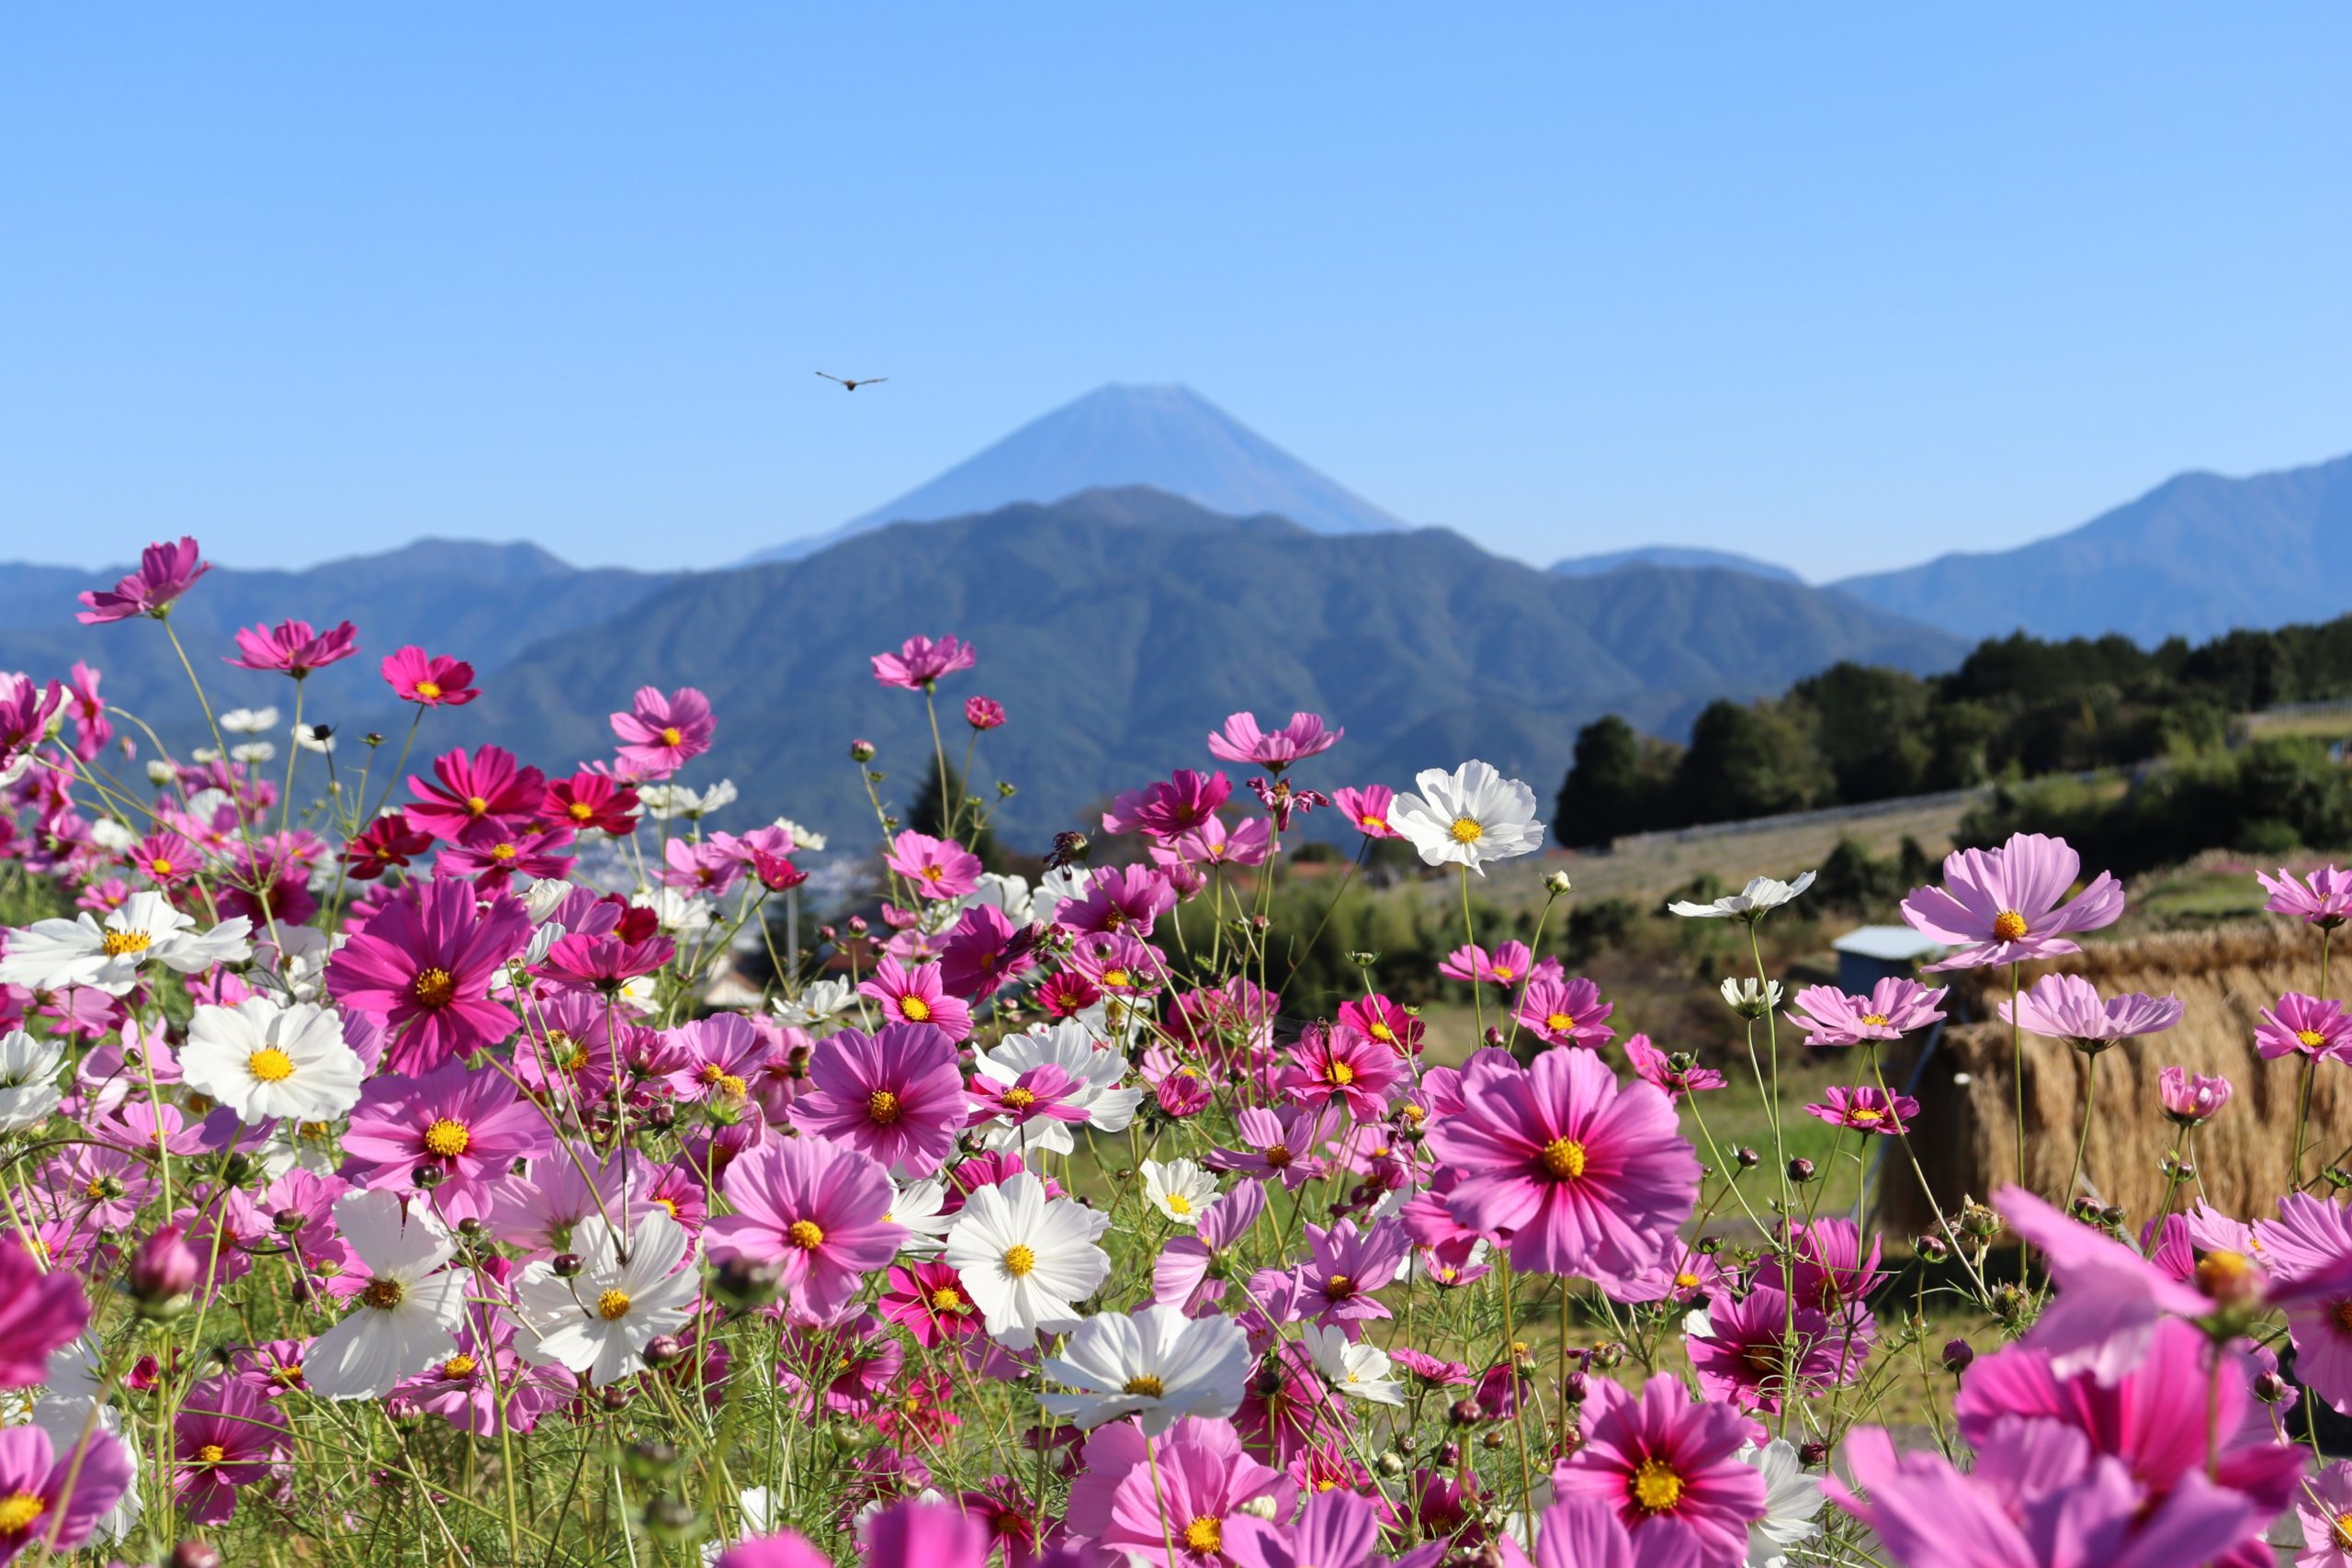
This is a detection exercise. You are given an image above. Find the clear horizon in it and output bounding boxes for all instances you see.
[5,6,2348,579]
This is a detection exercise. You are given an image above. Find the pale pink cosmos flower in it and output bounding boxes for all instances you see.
[1512,975,1614,1049]
[884,830,982,900]
[870,635,976,690]
[1550,1373,1767,1564]
[857,954,973,1043]
[76,536,210,623]
[788,1022,967,1178]
[1996,1185,2209,1382]
[1207,1104,1340,1190]
[1054,863,1176,936]
[1149,812,1273,870]
[227,618,359,678]
[1784,977,1948,1046]
[610,686,714,777]
[2297,1461,2352,1567]
[1805,1084,1917,1135]
[1622,1034,1725,1100]
[1205,711,1343,773]
[2255,992,2352,1062]
[2156,1066,2231,1125]
[2258,864,2352,930]
[1154,1179,1267,1312]
[1900,831,2125,970]
[706,1134,905,1325]
[2000,973,2183,1054]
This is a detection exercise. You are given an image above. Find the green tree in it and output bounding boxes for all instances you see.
[1672,700,1831,825]
[1555,716,1645,847]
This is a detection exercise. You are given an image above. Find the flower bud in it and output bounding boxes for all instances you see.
[274,1207,308,1235]
[412,1163,447,1190]
[849,739,876,762]
[130,1224,200,1318]
[1797,1441,1828,1467]
[1544,871,1574,897]
[1916,1232,1950,1262]
[1940,1338,1974,1373]
[1447,1397,1481,1427]
[1561,1371,1588,1404]
[1376,1451,1406,1478]
[1478,1430,1505,1450]
[172,1542,225,1568]
[644,1334,686,1369]
[1483,1027,1506,1049]
[642,1497,702,1547]
[2256,1370,2289,1404]
[711,1256,780,1310]
[599,1386,630,1411]
[552,1252,584,1280]
[1735,1147,1760,1169]
[1588,1342,1625,1371]
[1786,1157,1815,1184]
[1237,1496,1279,1521]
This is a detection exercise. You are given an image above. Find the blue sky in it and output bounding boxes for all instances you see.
[4,6,2347,581]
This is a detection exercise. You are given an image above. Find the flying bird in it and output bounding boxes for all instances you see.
[816,372,888,391]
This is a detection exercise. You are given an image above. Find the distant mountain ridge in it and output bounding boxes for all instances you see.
[1552,546,1801,584]
[750,383,1408,561]
[1835,451,2352,644]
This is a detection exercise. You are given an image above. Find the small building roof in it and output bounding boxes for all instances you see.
[1833,924,1947,962]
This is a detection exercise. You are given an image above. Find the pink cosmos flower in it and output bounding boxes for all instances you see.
[718,1530,833,1568]
[1329,784,1399,840]
[966,1063,1096,1142]
[1335,994,1420,1056]
[1106,770,1232,840]
[405,744,548,848]
[1056,863,1177,937]
[0,675,66,775]
[2298,1462,2352,1568]
[1153,1179,1266,1313]
[2259,864,2352,930]
[1997,1186,2210,1382]
[879,1259,986,1347]
[62,662,109,761]
[1295,1216,1408,1330]
[611,686,715,777]
[1804,1084,1917,1135]
[871,635,977,691]
[2255,992,2352,1061]
[174,1376,289,1524]
[227,618,359,678]
[964,694,1005,730]
[76,536,210,623]
[1282,1024,1400,1122]
[341,1059,544,1195]
[1149,812,1274,871]
[1439,940,1554,988]
[1425,1047,1699,1283]
[664,1013,770,1104]
[788,1022,967,1178]
[884,830,982,901]
[324,876,531,1075]
[0,1239,91,1389]
[1206,711,1343,773]
[2000,974,2183,1054]
[1900,831,2125,970]
[938,904,1040,999]
[2157,1066,2231,1125]
[1550,1373,1767,1564]
[0,1422,136,1559]
[657,836,741,897]
[1208,1104,1339,1190]
[1784,977,1949,1046]
[706,1134,904,1324]
[858,954,973,1043]
[1622,1034,1724,1100]
[1685,1284,1837,1414]
[541,771,639,835]
[381,647,480,706]
[1091,1418,1293,1568]
[537,930,675,995]
[1512,975,1614,1049]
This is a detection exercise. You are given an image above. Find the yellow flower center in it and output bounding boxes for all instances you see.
[596,1289,632,1321]
[1183,1518,1222,1553]
[1850,1108,1883,1123]
[921,864,944,882]
[1102,968,1133,988]
[660,727,683,747]
[411,966,457,1008]
[899,996,933,1022]
[568,800,596,821]
[423,1119,471,1157]
[1492,966,1516,982]
[1540,1137,1587,1179]
[1545,1012,1574,1032]
[1674,1271,1701,1289]
[491,843,518,863]
[442,1354,479,1378]
[247,1047,297,1083]
[2336,1513,2352,1552]
[361,1278,405,1310]
[1002,1244,1036,1277]
[196,1442,228,1464]
[1630,1457,1684,1513]
[1992,909,2029,942]
[1323,1274,1356,1300]
[413,680,442,699]
[1002,1088,1036,1110]
[930,1286,966,1313]
[867,1089,902,1123]
[1448,817,1483,844]
[2196,1250,2254,1297]
[101,929,152,957]
[1369,1021,1395,1041]
[786,1220,826,1250]
[1860,1013,1891,1027]
[2300,1029,2328,1049]
[466,795,490,816]
[1327,1061,1355,1086]
[0,1494,42,1534]
[150,858,175,877]
[1123,1375,1166,1397]
[1164,1191,1193,1216]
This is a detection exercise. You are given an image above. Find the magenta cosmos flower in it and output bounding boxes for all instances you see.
[884,830,982,900]
[1329,784,1399,840]
[0,1239,91,1390]
[871,635,977,691]
[1281,1024,1399,1122]
[2255,992,2352,1061]
[1784,977,1947,1046]
[341,1059,544,1195]
[787,1022,967,1178]
[1424,1045,1698,1284]
[324,876,532,1075]
[405,744,547,848]
[0,1422,136,1559]
[1512,975,1614,1049]
[1805,1084,1917,1136]
[1900,831,2124,970]
[1091,1418,1292,1568]
[76,536,209,623]
[963,694,1005,730]
[1686,1284,1837,1414]
[1105,770,1232,840]
[2000,973,2182,1054]
[1205,711,1343,773]
[1295,1216,1409,1330]
[1622,1034,1724,1101]
[174,1376,289,1524]
[706,1134,905,1324]
[226,618,358,678]
[1997,1186,2209,1382]
[858,954,973,1043]
[2157,1066,2231,1125]
[381,646,480,706]
[1551,1373,1766,1564]
[2259,864,2352,930]
[611,686,714,777]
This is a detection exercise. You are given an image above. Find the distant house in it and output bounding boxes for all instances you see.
[1832,925,1947,994]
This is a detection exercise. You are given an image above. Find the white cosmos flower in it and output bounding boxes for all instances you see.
[87,818,137,852]
[1041,1303,1251,1433]
[1739,1438,1823,1566]
[30,1394,140,1542]
[294,723,335,754]
[0,1029,66,1131]
[144,760,177,785]
[942,1172,1111,1350]
[220,706,280,735]
[252,926,335,1002]
[1386,760,1545,874]
[973,1021,1143,1156]
[306,1190,469,1399]
[0,890,253,997]
[963,873,1035,926]
[231,741,277,764]
[1301,1322,1406,1405]
[640,886,713,934]
[773,817,826,852]
[1720,976,1785,1020]
[180,998,366,1123]
[640,781,738,821]
[1141,1158,1220,1226]
[884,1177,954,1259]
[1029,865,1087,926]
[514,1210,698,1387]
[1669,873,1816,922]
[773,976,856,1030]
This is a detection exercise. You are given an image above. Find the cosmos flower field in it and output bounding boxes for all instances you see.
[5,536,2352,1567]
